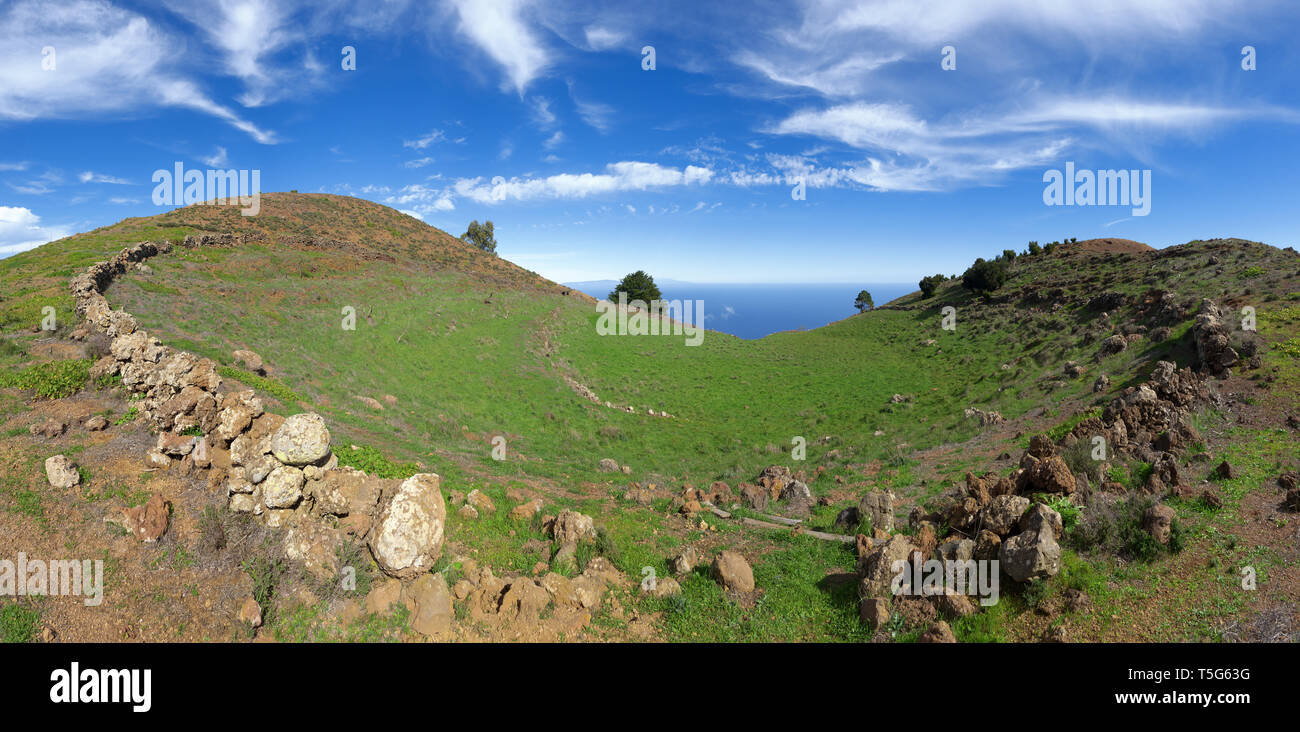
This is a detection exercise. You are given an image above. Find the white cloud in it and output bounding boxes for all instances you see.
[448,0,548,94]
[450,161,714,204]
[543,131,565,150]
[583,25,625,50]
[0,0,276,143]
[164,0,305,108]
[530,97,556,127]
[733,49,903,97]
[569,85,615,132]
[200,146,229,167]
[404,157,436,168]
[404,129,447,149]
[0,162,29,171]
[0,206,71,256]
[78,171,131,184]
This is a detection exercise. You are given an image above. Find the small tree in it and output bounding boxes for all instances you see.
[961,258,1009,294]
[609,270,661,304]
[919,274,945,299]
[1027,241,1041,255]
[854,290,874,312]
[1002,249,1017,261]
[461,220,497,254]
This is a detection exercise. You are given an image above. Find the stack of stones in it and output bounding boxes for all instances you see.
[70,239,446,583]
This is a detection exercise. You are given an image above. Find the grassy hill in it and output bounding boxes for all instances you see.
[3,194,1298,642]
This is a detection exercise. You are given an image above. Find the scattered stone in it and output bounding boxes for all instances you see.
[156,431,197,456]
[355,395,384,410]
[44,455,81,489]
[120,493,169,542]
[232,349,266,375]
[368,473,447,579]
[857,535,917,598]
[365,578,403,614]
[860,597,890,630]
[1143,503,1175,545]
[84,415,109,431]
[551,542,578,573]
[457,504,479,520]
[974,530,1002,561]
[549,509,596,545]
[29,419,67,438]
[740,483,768,511]
[597,458,620,472]
[857,490,895,532]
[465,489,496,514]
[1212,460,1235,481]
[935,590,976,619]
[1019,503,1064,539]
[238,597,263,628]
[833,506,861,532]
[1099,334,1128,356]
[670,547,698,576]
[712,551,755,593]
[1030,456,1075,494]
[143,450,170,469]
[1000,529,1060,582]
[918,620,957,643]
[509,498,543,521]
[405,572,453,637]
[645,575,681,598]
[981,494,1030,536]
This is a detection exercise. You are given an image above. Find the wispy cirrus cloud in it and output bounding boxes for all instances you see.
[78,171,131,185]
[0,0,277,143]
[447,0,549,95]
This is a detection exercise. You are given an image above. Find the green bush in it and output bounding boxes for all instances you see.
[919,274,945,299]
[961,258,1009,294]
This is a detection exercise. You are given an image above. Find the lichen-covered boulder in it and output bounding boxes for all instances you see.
[368,473,446,579]
[270,412,331,465]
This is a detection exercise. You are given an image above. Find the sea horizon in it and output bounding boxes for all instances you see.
[566,280,915,340]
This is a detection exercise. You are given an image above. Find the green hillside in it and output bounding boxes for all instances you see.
[3,194,1298,643]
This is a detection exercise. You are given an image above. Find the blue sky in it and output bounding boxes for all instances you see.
[2,0,1298,283]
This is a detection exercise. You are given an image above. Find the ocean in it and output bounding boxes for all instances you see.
[565,281,916,340]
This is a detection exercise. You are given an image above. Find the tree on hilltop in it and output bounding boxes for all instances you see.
[609,270,661,304]
[854,290,874,312]
[461,220,497,254]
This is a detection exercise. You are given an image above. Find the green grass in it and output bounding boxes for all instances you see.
[0,603,41,642]
[217,365,301,407]
[0,358,92,399]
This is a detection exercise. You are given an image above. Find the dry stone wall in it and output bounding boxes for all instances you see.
[70,238,445,581]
